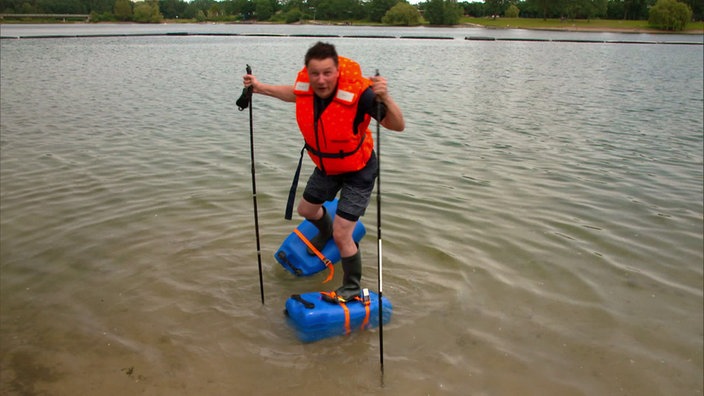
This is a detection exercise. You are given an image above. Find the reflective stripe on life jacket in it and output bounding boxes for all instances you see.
[294,57,374,175]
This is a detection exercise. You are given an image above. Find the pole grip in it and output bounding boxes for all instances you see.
[237,64,253,111]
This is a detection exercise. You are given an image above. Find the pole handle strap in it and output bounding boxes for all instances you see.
[237,64,253,111]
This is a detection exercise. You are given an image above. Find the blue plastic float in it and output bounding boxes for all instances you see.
[284,289,392,343]
[276,199,389,342]
[274,199,366,277]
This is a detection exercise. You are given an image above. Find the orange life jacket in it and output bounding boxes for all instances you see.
[293,57,374,175]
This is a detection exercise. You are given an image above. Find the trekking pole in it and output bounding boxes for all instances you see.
[375,69,384,375]
[238,64,265,305]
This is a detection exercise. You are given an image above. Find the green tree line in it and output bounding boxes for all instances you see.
[463,0,700,21]
[1,0,699,27]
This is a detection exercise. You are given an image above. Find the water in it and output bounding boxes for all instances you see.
[1,24,702,395]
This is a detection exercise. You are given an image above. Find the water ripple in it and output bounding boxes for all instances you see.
[1,33,702,395]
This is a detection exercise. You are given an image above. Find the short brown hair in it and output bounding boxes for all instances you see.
[304,41,339,67]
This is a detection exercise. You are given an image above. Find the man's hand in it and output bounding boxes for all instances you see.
[243,74,259,93]
[370,75,389,103]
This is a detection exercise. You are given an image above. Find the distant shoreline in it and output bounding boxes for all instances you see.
[1,19,702,35]
[186,20,704,34]
[469,24,704,35]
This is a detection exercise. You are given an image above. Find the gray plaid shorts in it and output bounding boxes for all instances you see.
[302,151,378,222]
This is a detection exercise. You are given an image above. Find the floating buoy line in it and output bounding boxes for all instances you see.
[1,31,701,45]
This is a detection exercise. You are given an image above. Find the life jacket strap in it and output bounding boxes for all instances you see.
[293,228,334,283]
[285,146,306,220]
[304,131,366,159]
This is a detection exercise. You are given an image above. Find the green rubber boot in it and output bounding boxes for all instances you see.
[325,250,362,303]
[307,206,333,255]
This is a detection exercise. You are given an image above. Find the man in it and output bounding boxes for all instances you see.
[243,42,405,303]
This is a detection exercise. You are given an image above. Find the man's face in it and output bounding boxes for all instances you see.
[306,58,339,99]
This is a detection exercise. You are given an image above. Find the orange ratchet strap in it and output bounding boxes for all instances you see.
[293,228,334,283]
[320,290,372,335]
[320,291,352,335]
[357,290,371,331]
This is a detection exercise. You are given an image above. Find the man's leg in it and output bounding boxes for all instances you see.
[298,197,323,220]
[333,215,357,258]
[298,198,332,253]
[329,216,362,302]
[325,153,377,302]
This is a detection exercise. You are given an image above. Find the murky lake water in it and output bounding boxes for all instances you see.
[1,23,702,395]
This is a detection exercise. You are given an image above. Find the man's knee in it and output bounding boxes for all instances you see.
[298,199,322,220]
[333,218,355,242]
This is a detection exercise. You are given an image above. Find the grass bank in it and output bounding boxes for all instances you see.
[461,17,704,33]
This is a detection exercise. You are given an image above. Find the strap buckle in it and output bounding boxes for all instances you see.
[361,288,370,304]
